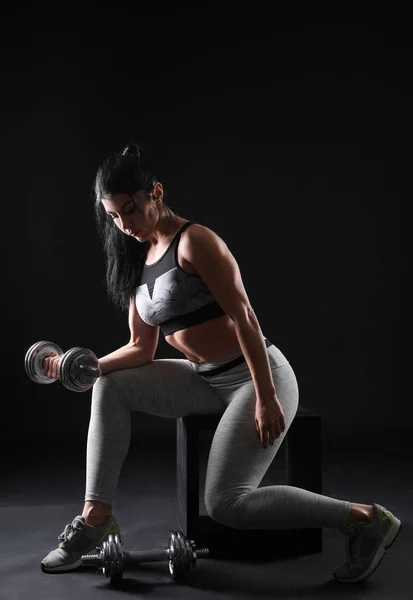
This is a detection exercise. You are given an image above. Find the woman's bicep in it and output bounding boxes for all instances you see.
[128,298,160,360]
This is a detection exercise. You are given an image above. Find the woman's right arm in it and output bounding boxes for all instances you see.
[98,299,160,375]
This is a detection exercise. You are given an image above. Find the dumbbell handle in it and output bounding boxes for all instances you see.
[126,548,169,563]
[125,547,209,563]
[81,548,169,566]
[82,546,209,567]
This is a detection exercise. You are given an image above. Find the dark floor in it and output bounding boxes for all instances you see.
[1,435,411,600]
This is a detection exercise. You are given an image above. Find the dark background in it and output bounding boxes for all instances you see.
[1,8,409,455]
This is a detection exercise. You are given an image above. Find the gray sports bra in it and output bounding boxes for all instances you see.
[135,222,226,336]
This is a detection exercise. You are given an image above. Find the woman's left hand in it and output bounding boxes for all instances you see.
[255,393,286,449]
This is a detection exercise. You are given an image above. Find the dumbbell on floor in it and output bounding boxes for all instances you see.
[25,340,101,393]
[81,531,209,584]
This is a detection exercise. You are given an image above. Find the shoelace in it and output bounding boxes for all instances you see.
[58,519,85,545]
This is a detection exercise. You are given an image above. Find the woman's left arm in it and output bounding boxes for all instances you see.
[182,224,277,403]
[232,311,277,399]
[184,225,286,447]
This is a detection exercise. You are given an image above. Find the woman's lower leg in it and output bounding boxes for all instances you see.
[82,500,112,525]
[84,377,133,526]
[347,503,374,525]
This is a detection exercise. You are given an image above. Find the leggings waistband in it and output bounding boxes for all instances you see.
[198,338,274,377]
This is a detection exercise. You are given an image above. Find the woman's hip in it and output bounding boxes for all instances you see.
[188,338,292,387]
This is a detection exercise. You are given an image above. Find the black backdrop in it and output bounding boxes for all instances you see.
[1,8,409,454]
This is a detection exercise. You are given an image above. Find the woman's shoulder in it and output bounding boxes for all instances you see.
[183,222,227,248]
[181,222,229,262]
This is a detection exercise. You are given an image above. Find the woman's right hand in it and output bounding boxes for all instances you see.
[43,352,63,379]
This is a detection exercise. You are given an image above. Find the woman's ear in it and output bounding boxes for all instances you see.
[153,181,163,201]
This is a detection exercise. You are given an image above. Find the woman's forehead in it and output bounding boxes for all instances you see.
[102,193,141,207]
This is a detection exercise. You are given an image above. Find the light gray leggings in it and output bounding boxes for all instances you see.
[85,341,350,531]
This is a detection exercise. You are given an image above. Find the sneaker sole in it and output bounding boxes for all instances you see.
[334,516,402,584]
[41,556,84,573]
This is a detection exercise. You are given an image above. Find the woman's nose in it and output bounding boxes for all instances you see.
[119,217,132,232]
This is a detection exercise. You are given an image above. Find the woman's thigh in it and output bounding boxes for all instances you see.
[204,348,299,507]
[91,358,227,419]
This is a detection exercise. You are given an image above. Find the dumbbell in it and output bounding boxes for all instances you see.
[81,531,209,584]
[24,340,101,393]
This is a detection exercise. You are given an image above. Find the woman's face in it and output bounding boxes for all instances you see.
[102,191,161,238]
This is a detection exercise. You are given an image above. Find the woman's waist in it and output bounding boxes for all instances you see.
[190,337,275,377]
[165,315,241,362]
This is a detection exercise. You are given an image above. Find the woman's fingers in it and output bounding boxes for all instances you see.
[256,420,285,449]
[44,352,60,379]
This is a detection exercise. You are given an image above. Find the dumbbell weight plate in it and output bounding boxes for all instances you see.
[168,531,194,580]
[59,346,100,393]
[102,534,123,583]
[24,341,64,385]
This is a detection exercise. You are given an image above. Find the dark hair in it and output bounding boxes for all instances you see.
[93,142,161,312]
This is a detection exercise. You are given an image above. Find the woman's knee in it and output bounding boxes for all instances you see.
[204,486,239,526]
[204,491,239,527]
[90,372,128,414]
[92,371,116,395]
[204,492,224,523]
[92,372,119,398]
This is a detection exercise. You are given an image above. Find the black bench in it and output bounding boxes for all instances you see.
[176,405,322,560]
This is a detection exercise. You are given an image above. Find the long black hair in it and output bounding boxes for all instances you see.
[94,142,168,312]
